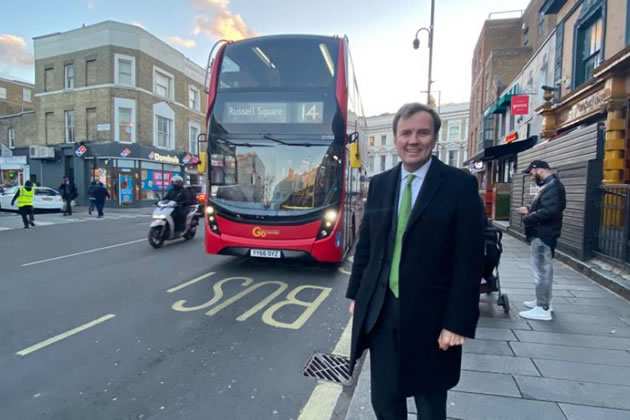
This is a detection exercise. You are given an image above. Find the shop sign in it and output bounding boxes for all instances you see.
[505,131,518,144]
[75,145,87,157]
[511,95,529,115]
[0,156,27,165]
[120,148,132,157]
[183,154,200,165]
[148,151,180,164]
[556,88,606,127]
[97,124,111,132]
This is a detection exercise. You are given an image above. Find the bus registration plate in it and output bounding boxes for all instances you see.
[250,249,281,258]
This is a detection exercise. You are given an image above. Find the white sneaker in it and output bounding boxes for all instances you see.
[519,306,552,321]
[523,299,553,312]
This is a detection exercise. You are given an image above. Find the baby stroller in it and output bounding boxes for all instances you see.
[480,221,509,313]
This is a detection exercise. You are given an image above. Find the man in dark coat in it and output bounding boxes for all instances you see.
[346,102,484,420]
[58,176,77,216]
[93,182,110,218]
[516,160,566,321]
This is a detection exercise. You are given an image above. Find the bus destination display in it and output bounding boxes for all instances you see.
[223,102,324,124]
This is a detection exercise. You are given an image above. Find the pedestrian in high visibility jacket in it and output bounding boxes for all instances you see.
[11,180,36,228]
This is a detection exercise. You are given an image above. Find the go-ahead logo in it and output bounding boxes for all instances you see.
[252,226,280,238]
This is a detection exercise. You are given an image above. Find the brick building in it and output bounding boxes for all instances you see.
[6,21,208,206]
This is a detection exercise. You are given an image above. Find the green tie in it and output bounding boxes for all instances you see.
[389,174,415,298]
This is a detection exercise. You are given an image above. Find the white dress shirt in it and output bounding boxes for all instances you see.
[398,158,432,212]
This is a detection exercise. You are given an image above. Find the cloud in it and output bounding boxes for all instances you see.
[130,21,146,30]
[167,36,197,49]
[0,34,33,69]
[88,1,96,9]
[190,0,256,41]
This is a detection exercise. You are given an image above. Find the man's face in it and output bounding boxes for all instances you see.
[394,111,437,172]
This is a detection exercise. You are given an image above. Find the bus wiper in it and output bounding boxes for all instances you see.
[216,137,270,148]
[262,133,312,147]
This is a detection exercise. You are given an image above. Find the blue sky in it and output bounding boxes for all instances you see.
[0,0,530,115]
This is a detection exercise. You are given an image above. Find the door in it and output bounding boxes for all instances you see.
[118,173,134,206]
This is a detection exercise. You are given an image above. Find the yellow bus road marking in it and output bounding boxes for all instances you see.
[297,317,353,420]
[167,272,216,293]
[21,239,145,267]
[17,314,116,357]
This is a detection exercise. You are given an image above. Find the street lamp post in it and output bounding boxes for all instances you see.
[413,0,435,105]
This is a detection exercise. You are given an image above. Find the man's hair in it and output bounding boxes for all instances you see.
[392,102,442,137]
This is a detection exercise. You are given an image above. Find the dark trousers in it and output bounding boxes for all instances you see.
[95,200,105,217]
[64,198,72,215]
[88,199,96,214]
[368,291,447,420]
[19,205,35,227]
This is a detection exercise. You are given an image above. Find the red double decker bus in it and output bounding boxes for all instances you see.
[202,35,368,263]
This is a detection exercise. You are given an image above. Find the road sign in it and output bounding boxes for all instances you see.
[120,148,132,157]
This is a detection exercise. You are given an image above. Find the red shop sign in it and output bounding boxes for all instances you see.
[511,95,530,115]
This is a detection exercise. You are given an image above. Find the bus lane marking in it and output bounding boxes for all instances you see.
[17,314,116,357]
[169,274,332,329]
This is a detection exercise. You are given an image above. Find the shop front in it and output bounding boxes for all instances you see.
[40,143,201,208]
[0,156,29,188]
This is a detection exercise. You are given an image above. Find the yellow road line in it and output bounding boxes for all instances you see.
[297,317,353,420]
[167,272,216,293]
[17,314,116,357]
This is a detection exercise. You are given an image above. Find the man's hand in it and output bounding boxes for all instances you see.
[438,329,465,351]
[349,300,355,316]
[517,206,528,215]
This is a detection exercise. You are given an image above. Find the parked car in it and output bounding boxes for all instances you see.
[0,186,65,212]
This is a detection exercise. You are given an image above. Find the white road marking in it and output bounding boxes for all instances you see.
[297,318,353,420]
[17,314,116,356]
[0,227,11,231]
[21,239,145,267]
[167,272,216,293]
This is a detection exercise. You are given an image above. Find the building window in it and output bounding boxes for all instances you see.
[448,150,458,167]
[64,64,74,89]
[391,153,398,166]
[23,88,31,102]
[86,59,97,86]
[189,120,201,154]
[115,54,136,87]
[554,22,565,99]
[0,87,6,99]
[86,108,97,140]
[448,123,461,141]
[369,155,374,172]
[189,85,200,111]
[44,68,54,92]
[45,112,53,144]
[8,128,15,148]
[156,116,172,149]
[381,135,387,145]
[538,11,544,37]
[575,15,603,87]
[369,136,375,146]
[64,110,75,143]
[380,155,386,172]
[154,67,174,100]
[114,98,136,143]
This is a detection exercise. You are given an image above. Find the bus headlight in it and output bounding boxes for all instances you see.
[206,206,220,234]
[324,209,337,222]
[317,208,338,239]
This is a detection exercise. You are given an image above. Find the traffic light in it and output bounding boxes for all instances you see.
[8,171,16,179]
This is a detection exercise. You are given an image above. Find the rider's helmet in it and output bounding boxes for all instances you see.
[171,175,184,188]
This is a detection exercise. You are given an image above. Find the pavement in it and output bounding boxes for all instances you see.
[344,233,630,420]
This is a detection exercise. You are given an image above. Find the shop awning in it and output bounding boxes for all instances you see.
[463,136,537,166]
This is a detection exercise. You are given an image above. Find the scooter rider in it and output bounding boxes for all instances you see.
[163,175,194,232]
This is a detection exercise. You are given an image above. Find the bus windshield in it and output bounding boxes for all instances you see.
[209,138,342,217]
[218,36,338,90]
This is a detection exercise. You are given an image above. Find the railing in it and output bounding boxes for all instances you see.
[597,185,630,263]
